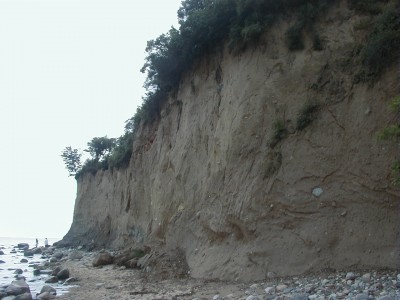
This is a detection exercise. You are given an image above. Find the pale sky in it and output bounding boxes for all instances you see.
[0,0,182,238]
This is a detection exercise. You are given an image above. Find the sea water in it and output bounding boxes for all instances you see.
[0,237,70,296]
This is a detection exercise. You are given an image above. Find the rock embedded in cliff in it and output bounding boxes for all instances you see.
[312,187,323,197]
[92,251,114,267]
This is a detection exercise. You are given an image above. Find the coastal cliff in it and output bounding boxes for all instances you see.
[61,2,400,281]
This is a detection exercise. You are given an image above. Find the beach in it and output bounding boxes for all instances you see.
[56,250,400,300]
[1,240,400,299]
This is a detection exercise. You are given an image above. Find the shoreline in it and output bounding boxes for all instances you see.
[1,242,399,299]
[55,249,400,300]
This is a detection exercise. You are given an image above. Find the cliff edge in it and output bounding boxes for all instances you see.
[60,2,400,281]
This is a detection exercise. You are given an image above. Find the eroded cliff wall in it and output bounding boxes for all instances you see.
[62,3,400,281]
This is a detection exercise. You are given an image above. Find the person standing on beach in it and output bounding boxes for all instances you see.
[35,238,38,248]
[45,238,48,247]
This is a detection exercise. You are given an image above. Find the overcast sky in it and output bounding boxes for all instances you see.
[0,0,182,239]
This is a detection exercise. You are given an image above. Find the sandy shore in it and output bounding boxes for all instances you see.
[55,250,400,300]
[57,251,246,300]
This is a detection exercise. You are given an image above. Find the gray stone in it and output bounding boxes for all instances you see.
[355,294,369,300]
[212,295,223,300]
[63,277,78,285]
[346,272,356,280]
[51,252,63,259]
[14,275,25,281]
[246,296,260,300]
[50,267,61,276]
[39,285,56,294]
[36,292,56,300]
[362,273,371,283]
[68,250,83,260]
[266,271,276,279]
[5,280,30,296]
[290,294,309,300]
[19,259,28,263]
[0,260,5,264]
[17,244,29,249]
[13,269,23,275]
[44,277,58,284]
[264,286,274,294]
[48,258,57,263]
[0,250,4,255]
[276,284,288,292]
[56,268,69,280]
[312,187,323,197]
[92,252,114,267]
[305,284,315,293]
[33,269,41,276]
[14,293,32,300]
[23,251,34,257]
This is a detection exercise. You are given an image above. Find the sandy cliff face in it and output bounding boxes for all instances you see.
[62,3,400,281]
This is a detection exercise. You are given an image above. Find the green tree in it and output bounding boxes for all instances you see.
[61,146,82,176]
[85,136,116,161]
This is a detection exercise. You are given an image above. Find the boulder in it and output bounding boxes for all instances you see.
[49,258,58,263]
[14,293,33,300]
[14,269,23,274]
[17,243,29,249]
[56,268,69,280]
[44,276,58,284]
[0,260,5,264]
[33,269,41,276]
[92,251,114,267]
[125,258,139,269]
[23,250,34,257]
[51,252,63,260]
[68,250,83,260]
[114,247,148,266]
[14,275,26,281]
[39,285,56,294]
[20,259,28,263]
[37,292,56,300]
[0,250,4,255]
[63,277,78,285]
[51,267,61,276]
[5,280,31,296]
[32,248,42,255]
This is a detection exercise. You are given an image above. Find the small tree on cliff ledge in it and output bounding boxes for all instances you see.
[61,146,82,176]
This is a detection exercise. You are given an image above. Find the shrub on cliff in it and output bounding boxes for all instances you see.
[360,6,400,77]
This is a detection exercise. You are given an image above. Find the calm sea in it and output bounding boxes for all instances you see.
[0,237,69,296]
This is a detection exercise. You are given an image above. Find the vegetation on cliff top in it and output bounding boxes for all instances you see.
[62,0,400,178]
